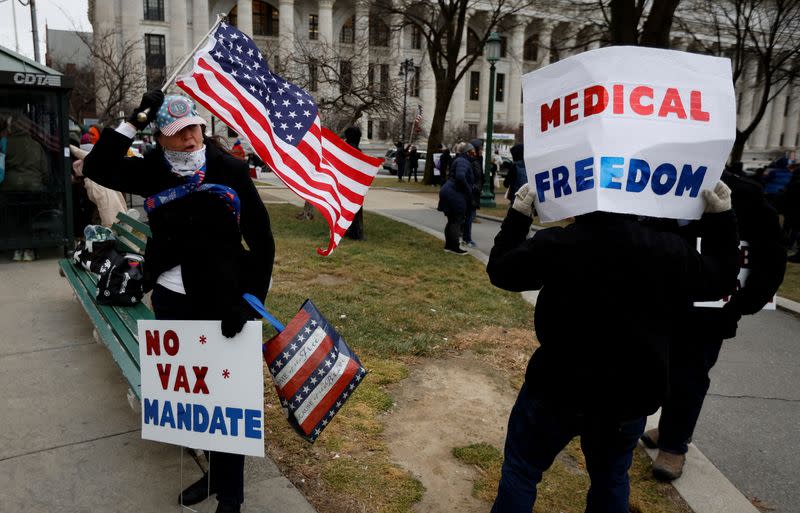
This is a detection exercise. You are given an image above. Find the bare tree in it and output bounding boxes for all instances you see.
[675,0,800,161]
[282,39,403,134]
[47,59,96,123]
[76,29,147,126]
[562,0,682,47]
[375,0,529,184]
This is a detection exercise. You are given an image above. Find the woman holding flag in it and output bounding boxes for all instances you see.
[83,90,274,513]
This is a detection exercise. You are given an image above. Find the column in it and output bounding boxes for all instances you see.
[318,0,334,45]
[737,57,757,148]
[751,77,772,150]
[449,21,470,130]
[193,0,210,43]
[279,0,295,64]
[768,88,788,148]
[421,53,436,136]
[506,18,525,128]
[354,0,370,135]
[784,82,800,150]
[170,0,188,65]
[237,0,253,36]
[537,20,553,67]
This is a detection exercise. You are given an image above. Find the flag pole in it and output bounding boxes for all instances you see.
[136,13,227,123]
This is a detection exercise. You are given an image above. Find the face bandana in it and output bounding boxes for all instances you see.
[163,145,207,176]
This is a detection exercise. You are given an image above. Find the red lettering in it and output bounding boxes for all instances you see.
[540,99,561,132]
[613,84,624,114]
[157,363,171,390]
[564,92,580,123]
[146,330,160,356]
[192,366,210,394]
[163,330,179,356]
[583,85,608,117]
[630,86,654,115]
[690,90,710,121]
[173,365,190,393]
[658,88,687,119]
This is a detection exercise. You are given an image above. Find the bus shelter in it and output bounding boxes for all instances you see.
[0,45,73,255]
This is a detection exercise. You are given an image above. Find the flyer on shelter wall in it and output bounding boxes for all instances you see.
[522,46,737,222]
[137,320,265,457]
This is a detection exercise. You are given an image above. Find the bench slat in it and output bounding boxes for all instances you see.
[59,259,142,399]
[112,223,147,252]
[116,212,152,237]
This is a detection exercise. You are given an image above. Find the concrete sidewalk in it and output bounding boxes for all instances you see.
[0,250,317,513]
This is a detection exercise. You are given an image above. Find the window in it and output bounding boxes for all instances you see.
[370,17,390,47]
[523,35,539,61]
[229,1,278,36]
[468,123,478,139]
[410,66,421,97]
[367,120,373,139]
[467,29,482,55]
[380,64,389,96]
[369,63,375,90]
[308,60,318,92]
[411,24,423,50]
[309,14,319,40]
[469,71,480,101]
[780,133,785,146]
[340,61,352,93]
[143,0,164,21]
[144,34,166,91]
[500,37,508,58]
[340,16,355,44]
[495,73,505,102]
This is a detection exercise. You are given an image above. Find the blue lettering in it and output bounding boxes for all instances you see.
[675,164,707,197]
[143,398,159,425]
[177,402,192,431]
[193,404,209,432]
[244,409,262,439]
[600,157,624,190]
[552,165,572,198]
[534,171,551,203]
[226,407,244,436]
[652,163,677,195]
[626,159,651,193]
[159,400,176,428]
[575,157,594,192]
[209,406,228,435]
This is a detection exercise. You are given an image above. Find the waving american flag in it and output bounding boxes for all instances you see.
[176,21,382,255]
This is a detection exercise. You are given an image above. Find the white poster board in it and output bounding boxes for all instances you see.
[694,240,777,310]
[138,320,265,457]
[522,46,736,222]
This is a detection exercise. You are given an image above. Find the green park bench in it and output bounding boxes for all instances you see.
[58,212,153,410]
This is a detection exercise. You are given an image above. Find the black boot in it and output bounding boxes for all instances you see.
[178,472,217,506]
[215,499,242,513]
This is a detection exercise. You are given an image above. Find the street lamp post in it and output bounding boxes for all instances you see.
[398,58,415,142]
[481,31,501,208]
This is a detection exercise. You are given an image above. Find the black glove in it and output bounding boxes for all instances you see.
[220,301,255,338]
[719,302,743,340]
[127,90,165,130]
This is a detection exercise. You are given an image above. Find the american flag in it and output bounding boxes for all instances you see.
[263,299,366,442]
[176,21,382,255]
[413,105,423,133]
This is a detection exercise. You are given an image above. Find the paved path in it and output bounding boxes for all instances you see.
[0,249,317,513]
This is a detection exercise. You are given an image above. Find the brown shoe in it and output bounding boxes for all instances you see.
[640,428,659,449]
[653,450,685,481]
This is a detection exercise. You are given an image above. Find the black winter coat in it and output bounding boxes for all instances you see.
[83,128,275,319]
[487,210,739,421]
[438,153,474,216]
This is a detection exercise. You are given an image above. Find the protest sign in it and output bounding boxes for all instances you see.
[694,240,777,310]
[522,46,736,222]
[138,320,265,457]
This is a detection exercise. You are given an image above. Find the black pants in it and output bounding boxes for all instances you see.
[444,213,465,250]
[657,333,725,454]
[407,165,418,182]
[150,285,246,506]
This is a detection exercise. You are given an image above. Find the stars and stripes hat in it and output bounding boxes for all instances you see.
[155,94,207,136]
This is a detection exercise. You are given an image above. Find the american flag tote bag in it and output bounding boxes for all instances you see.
[243,294,367,442]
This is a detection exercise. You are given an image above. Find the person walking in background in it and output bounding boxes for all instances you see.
[395,141,406,182]
[503,143,528,207]
[462,138,484,248]
[642,169,787,481]
[437,145,452,186]
[407,145,420,182]
[762,157,791,211]
[486,181,739,513]
[437,142,475,255]
[83,91,274,513]
[231,138,246,160]
[784,163,800,261]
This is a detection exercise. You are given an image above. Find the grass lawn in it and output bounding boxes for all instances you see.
[779,260,800,303]
[260,203,690,513]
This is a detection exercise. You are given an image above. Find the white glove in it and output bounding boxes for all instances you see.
[702,181,732,213]
[512,183,536,218]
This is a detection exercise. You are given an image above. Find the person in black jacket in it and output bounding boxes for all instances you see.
[83,91,274,513]
[437,142,475,255]
[641,170,787,481]
[486,182,739,513]
[395,141,406,182]
[406,145,420,182]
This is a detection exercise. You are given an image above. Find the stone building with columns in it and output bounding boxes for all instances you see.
[89,0,797,162]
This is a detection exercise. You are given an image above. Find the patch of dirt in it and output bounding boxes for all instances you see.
[384,352,520,513]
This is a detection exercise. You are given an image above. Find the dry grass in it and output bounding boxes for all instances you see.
[778,261,800,303]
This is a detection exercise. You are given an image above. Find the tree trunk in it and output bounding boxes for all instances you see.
[640,0,681,48]
[729,130,747,163]
[422,84,457,185]
[610,0,640,45]
[345,208,365,240]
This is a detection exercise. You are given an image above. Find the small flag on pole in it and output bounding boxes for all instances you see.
[176,21,383,255]
[413,105,423,134]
